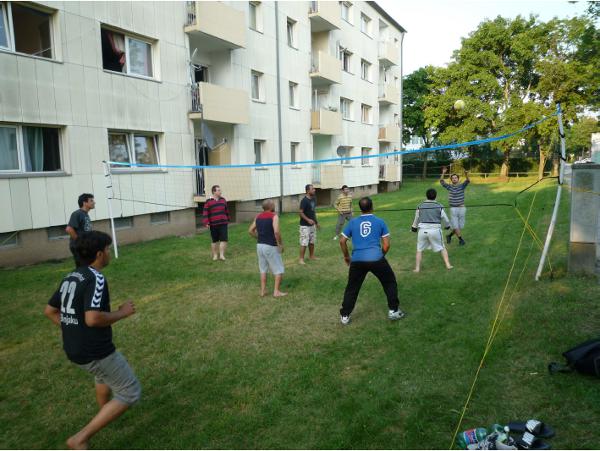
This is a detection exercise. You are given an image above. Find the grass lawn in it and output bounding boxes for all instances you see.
[1,178,599,449]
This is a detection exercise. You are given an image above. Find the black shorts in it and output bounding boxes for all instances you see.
[210,224,228,243]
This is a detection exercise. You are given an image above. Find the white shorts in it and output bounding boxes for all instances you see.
[417,227,445,252]
[257,243,285,275]
[450,206,467,230]
[299,225,316,247]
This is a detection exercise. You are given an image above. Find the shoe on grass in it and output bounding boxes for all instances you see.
[446,234,452,244]
[340,315,350,325]
[459,238,466,246]
[388,309,406,320]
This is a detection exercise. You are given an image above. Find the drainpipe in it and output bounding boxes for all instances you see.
[274,2,284,213]
[399,31,405,183]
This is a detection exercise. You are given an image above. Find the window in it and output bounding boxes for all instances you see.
[340,49,352,73]
[254,140,263,164]
[361,104,372,124]
[101,27,153,78]
[340,1,352,23]
[290,142,298,164]
[150,212,170,225]
[194,65,209,83]
[340,98,353,120]
[361,147,371,166]
[0,231,18,248]
[47,226,69,240]
[114,217,133,230]
[286,17,297,48]
[108,132,160,168]
[289,82,298,109]
[360,59,371,81]
[251,70,263,101]
[1,3,54,59]
[360,13,371,35]
[337,146,352,165]
[0,125,61,173]
[249,1,262,32]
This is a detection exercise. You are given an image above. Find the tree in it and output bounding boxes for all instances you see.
[403,66,437,177]
[423,14,599,178]
[567,117,600,160]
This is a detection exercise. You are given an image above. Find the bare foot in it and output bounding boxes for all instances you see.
[212,255,218,261]
[413,269,420,273]
[219,256,226,261]
[298,259,306,265]
[309,256,319,260]
[260,291,266,297]
[273,291,288,297]
[446,265,454,270]
[67,436,88,450]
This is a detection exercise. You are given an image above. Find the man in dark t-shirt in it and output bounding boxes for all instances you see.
[66,193,95,266]
[44,231,140,450]
[298,184,319,264]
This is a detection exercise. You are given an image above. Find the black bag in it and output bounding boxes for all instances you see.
[549,338,600,377]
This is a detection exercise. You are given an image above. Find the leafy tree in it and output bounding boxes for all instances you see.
[403,66,437,177]
[567,117,600,160]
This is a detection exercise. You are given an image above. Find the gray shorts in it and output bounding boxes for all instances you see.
[257,243,285,275]
[450,206,467,230]
[77,351,141,405]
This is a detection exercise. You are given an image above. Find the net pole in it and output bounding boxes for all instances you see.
[535,103,566,280]
[102,161,119,258]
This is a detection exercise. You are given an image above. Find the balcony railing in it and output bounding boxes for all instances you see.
[189,82,249,124]
[186,1,196,26]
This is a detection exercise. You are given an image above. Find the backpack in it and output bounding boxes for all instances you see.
[548,338,600,377]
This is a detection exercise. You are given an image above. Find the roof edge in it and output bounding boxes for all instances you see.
[367,1,407,33]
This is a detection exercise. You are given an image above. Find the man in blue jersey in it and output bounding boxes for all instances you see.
[338,197,406,325]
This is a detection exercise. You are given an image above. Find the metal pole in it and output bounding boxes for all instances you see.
[274,1,284,213]
[535,103,566,280]
[102,161,119,258]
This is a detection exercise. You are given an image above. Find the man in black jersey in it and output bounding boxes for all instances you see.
[44,231,140,449]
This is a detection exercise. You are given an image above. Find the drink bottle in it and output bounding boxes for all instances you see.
[456,428,488,449]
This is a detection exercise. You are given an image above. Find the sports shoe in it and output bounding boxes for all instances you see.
[446,234,452,244]
[340,314,350,325]
[333,236,338,240]
[388,309,406,320]
[459,237,466,246]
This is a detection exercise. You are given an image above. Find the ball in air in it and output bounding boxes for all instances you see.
[453,99,466,110]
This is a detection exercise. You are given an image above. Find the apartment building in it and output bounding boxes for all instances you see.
[0,1,405,266]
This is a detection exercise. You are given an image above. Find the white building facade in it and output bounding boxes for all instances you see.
[0,1,405,266]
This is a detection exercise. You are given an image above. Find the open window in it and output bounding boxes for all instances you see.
[101,27,154,78]
[1,3,55,59]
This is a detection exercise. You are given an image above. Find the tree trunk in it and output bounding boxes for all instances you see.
[552,157,559,177]
[422,153,429,179]
[500,150,510,178]
[538,151,548,181]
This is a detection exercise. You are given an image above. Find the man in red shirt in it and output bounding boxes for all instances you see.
[202,185,230,261]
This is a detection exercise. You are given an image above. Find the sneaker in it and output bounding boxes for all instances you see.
[388,309,406,320]
[446,234,452,244]
[340,315,350,325]
[333,236,338,241]
[459,238,466,246]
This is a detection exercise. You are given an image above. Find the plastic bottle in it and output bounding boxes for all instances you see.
[456,427,488,449]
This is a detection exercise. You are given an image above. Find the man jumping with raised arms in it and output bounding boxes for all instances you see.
[440,167,470,245]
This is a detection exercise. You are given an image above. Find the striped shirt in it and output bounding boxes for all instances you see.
[202,197,230,226]
[412,200,449,229]
[440,179,470,207]
[334,193,353,213]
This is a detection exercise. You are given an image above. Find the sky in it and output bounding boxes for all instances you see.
[376,0,591,75]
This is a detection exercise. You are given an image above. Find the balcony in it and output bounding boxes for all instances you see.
[310,51,341,85]
[311,109,342,135]
[185,1,246,50]
[379,162,402,182]
[378,41,399,67]
[378,84,399,105]
[312,164,343,188]
[190,82,249,125]
[193,167,252,202]
[308,1,341,31]
[313,164,379,188]
[378,125,400,143]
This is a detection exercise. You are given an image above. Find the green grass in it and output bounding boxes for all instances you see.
[1,179,599,449]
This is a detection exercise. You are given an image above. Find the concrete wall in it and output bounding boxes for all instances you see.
[0,209,196,267]
[568,164,600,277]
